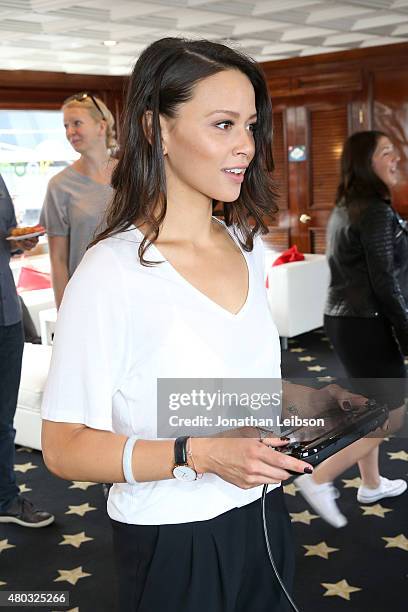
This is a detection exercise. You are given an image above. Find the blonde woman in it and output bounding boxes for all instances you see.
[40,93,117,308]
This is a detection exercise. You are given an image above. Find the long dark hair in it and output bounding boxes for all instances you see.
[336,130,391,219]
[92,37,277,264]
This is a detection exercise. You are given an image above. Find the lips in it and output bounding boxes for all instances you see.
[223,169,245,183]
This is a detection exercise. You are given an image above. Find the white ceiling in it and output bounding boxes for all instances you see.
[0,0,408,75]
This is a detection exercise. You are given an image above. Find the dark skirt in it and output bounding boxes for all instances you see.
[111,486,294,612]
[324,315,407,409]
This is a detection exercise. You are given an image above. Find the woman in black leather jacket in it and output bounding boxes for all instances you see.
[296,131,407,527]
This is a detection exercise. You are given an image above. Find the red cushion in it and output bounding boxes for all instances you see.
[272,245,305,267]
[265,245,305,288]
[17,267,52,292]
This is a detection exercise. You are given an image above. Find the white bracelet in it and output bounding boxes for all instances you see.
[122,435,138,485]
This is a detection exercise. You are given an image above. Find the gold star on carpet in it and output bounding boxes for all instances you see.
[290,510,319,525]
[52,608,79,612]
[342,476,362,489]
[321,579,362,601]
[60,532,94,549]
[54,566,91,586]
[303,541,339,559]
[69,481,97,491]
[307,365,327,372]
[382,534,408,551]
[14,462,37,473]
[387,450,408,461]
[16,446,32,453]
[290,347,306,353]
[0,540,15,554]
[299,356,316,362]
[19,484,32,494]
[317,376,336,382]
[0,581,6,586]
[283,483,298,496]
[360,504,393,518]
[65,503,96,517]
[321,337,330,342]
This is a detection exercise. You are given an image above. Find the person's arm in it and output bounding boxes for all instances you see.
[48,235,69,308]
[360,202,408,352]
[40,177,70,307]
[42,420,312,488]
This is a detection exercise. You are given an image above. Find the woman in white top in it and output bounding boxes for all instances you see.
[40,93,117,308]
[42,38,320,612]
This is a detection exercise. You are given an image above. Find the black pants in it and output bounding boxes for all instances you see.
[0,321,24,511]
[324,315,407,409]
[111,487,294,612]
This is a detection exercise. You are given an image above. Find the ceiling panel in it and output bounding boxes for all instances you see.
[0,0,407,75]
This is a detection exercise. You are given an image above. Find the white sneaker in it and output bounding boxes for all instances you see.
[357,476,407,504]
[295,473,348,528]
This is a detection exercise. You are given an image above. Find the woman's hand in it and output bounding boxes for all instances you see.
[13,237,39,251]
[309,384,368,413]
[192,430,313,489]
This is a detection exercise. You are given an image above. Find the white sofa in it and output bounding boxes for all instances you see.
[14,343,52,451]
[264,251,330,347]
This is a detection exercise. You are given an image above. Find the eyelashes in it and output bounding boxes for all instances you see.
[215,120,258,132]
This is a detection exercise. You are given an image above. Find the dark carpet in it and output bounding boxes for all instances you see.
[0,329,406,612]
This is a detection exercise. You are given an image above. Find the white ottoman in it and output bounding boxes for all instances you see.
[14,343,52,451]
[264,252,330,345]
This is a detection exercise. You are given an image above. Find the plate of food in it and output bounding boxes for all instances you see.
[6,224,46,241]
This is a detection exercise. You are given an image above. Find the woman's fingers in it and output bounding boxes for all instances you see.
[205,435,313,489]
[260,435,291,447]
[259,441,314,476]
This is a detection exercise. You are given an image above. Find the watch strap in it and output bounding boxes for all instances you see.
[174,436,189,465]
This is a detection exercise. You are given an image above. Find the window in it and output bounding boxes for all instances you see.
[0,110,78,224]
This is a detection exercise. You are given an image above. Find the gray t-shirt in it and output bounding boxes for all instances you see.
[40,166,113,276]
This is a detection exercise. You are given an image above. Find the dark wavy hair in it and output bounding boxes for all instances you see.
[92,37,277,264]
[336,130,391,218]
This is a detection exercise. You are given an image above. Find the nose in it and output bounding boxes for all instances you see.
[233,126,255,160]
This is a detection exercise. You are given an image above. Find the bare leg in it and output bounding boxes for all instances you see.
[358,446,380,488]
[312,436,380,485]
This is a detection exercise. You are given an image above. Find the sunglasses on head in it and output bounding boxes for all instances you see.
[64,92,105,120]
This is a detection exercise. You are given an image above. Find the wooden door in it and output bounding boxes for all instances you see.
[293,100,349,253]
[267,94,363,254]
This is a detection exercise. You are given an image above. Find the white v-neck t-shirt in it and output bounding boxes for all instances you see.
[41,222,282,525]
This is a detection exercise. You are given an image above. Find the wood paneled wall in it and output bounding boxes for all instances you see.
[262,42,408,253]
[0,69,127,136]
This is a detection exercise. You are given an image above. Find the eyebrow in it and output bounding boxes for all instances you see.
[206,109,257,119]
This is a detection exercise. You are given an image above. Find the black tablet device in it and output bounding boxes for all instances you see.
[277,400,388,466]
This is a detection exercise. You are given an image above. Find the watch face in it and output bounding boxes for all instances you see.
[173,465,197,482]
